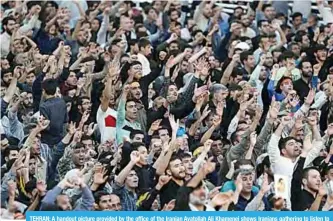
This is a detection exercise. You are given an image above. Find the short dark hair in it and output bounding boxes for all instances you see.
[130,130,144,139]
[262,4,273,12]
[258,20,269,28]
[278,137,296,153]
[4,145,19,158]
[138,38,151,51]
[2,17,15,27]
[131,142,146,151]
[94,191,110,204]
[281,51,295,61]
[81,135,92,142]
[291,12,303,20]
[42,79,58,96]
[298,59,311,69]
[240,51,253,64]
[302,167,320,180]
[77,96,90,106]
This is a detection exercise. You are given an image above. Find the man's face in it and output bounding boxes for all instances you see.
[120,16,132,31]
[282,139,300,158]
[241,173,254,193]
[125,170,139,188]
[76,30,87,44]
[1,59,10,69]
[203,4,212,18]
[211,140,223,156]
[4,19,16,34]
[5,150,18,162]
[56,195,72,211]
[148,9,157,21]
[259,66,268,81]
[137,146,148,165]
[293,16,303,27]
[301,62,313,78]
[191,185,207,204]
[260,22,270,34]
[80,99,91,113]
[158,129,170,144]
[301,35,310,48]
[23,93,33,108]
[232,75,243,84]
[170,11,179,22]
[291,44,301,56]
[182,156,193,175]
[304,169,322,192]
[131,64,143,80]
[241,14,251,27]
[132,134,144,143]
[167,159,185,179]
[72,147,87,167]
[26,73,36,86]
[31,137,41,155]
[2,72,13,85]
[280,79,293,94]
[82,139,94,150]
[91,19,100,31]
[0,87,6,98]
[245,55,255,68]
[29,158,37,175]
[125,101,138,120]
[167,85,178,102]
[66,72,78,86]
[143,45,152,57]
[316,49,327,62]
[98,195,113,211]
[169,43,179,51]
[110,195,122,211]
[264,6,275,20]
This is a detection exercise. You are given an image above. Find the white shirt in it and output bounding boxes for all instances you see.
[137,53,151,76]
[0,32,10,58]
[96,106,117,144]
[241,27,256,38]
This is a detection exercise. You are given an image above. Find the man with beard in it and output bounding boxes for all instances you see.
[194,1,213,32]
[1,17,16,58]
[239,51,256,80]
[71,96,92,124]
[293,60,316,103]
[159,155,186,207]
[174,157,217,211]
[240,14,256,38]
[59,71,78,95]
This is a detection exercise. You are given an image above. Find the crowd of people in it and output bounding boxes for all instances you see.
[1,0,333,217]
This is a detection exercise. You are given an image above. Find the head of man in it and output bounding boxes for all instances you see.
[129,82,142,100]
[291,12,303,28]
[240,51,255,69]
[180,152,193,176]
[302,167,322,193]
[42,79,58,98]
[262,4,275,21]
[4,145,19,162]
[278,137,301,159]
[77,96,91,114]
[258,20,270,35]
[125,99,138,121]
[234,160,255,194]
[299,59,313,78]
[1,68,13,86]
[138,38,152,57]
[130,130,145,143]
[128,61,143,80]
[120,15,133,32]
[189,181,207,206]
[166,155,185,180]
[314,44,327,62]
[210,83,228,103]
[158,127,170,144]
[2,17,16,35]
[56,194,72,211]
[72,143,88,167]
[124,170,139,189]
